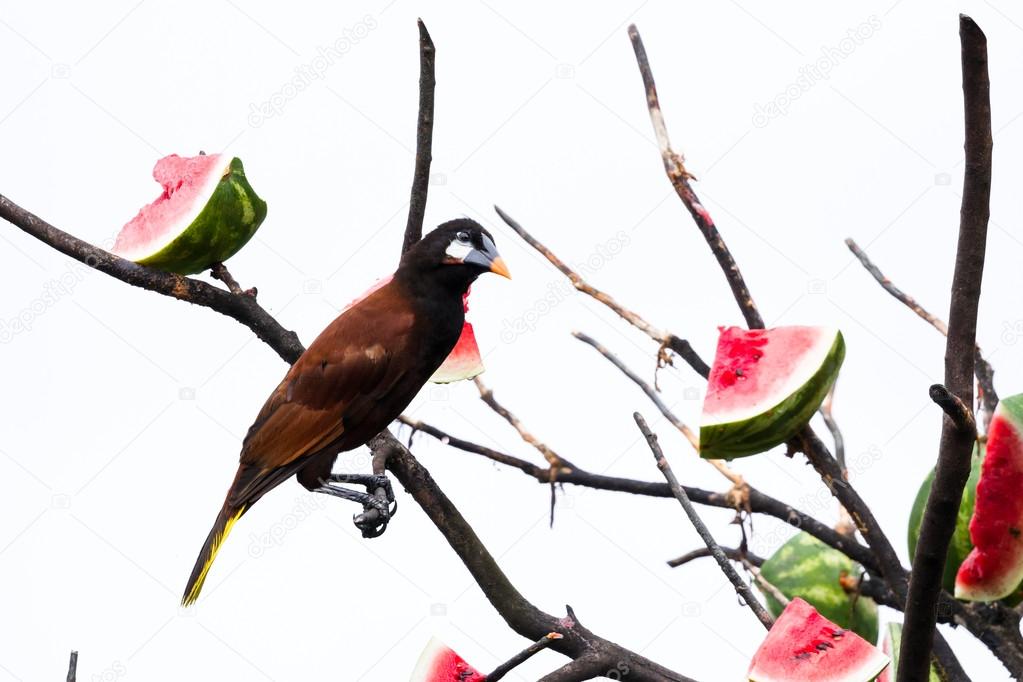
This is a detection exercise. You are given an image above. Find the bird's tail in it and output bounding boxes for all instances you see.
[181,501,247,606]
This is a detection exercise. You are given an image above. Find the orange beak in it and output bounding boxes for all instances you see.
[488,256,512,279]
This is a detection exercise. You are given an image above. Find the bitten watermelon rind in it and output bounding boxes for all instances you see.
[700,331,845,459]
[133,157,267,275]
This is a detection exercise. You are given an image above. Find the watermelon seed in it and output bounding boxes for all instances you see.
[816,641,834,651]
[831,628,846,638]
[1010,527,1021,538]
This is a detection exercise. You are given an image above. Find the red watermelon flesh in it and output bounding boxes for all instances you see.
[410,637,486,681]
[748,598,888,682]
[700,326,845,459]
[114,154,228,258]
[955,394,1023,601]
[342,276,484,383]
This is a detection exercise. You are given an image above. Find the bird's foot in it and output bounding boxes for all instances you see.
[315,473,397,539]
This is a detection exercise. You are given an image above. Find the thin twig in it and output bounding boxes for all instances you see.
[743,557,791,609]
[66,651,78,682]
[487,633,563,682]
[899,16,991,682]
[494,205,710,378]
[634,412,773,630]
[667,546,764,569]
[401,19,436,255]
[572,330,746,490]
[627,24,763,330]
[406,415,880,572]
[845,237,998,426]
[473,377,572,471]
[209,262,244,295]
[819,382,846,472]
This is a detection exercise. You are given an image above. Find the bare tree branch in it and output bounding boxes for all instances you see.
[572,330,746,491]
[473,377,571,471]
[404,415,877,570]
[667,546,765,569]
[634,412,774,630]
[66,650,77,682]
[845,237,998,426]
[494,205,710,377]
[401,19,436,255]
[487,632,563,681]
[627,24,763,330]
[374,433,694,681]
[819,383,846,472]
[899,15,991,681]
[0,196,304,364]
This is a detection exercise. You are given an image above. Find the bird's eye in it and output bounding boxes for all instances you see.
[456,231,471,244]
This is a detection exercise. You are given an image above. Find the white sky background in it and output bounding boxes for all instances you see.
[2,1,1023,680]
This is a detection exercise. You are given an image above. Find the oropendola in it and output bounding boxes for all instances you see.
[182,219,510,605]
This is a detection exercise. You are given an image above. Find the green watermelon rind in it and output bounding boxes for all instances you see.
[700,331,845,460]
[134,157,267,275]
[879,622,940,682]
[906,446,981,595]
[758,532,878,644]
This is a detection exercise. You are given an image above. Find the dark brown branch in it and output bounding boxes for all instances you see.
[634,412,774,630]
[0,196,304,364]
[494,205,710,377]
[667,546,765,569]
[401,19,436,255]
[66,650,78,682]
[487,632,563,681]
[845,237,998,424]
[899,16,991,681]
[373,432,694,681]
[405,415,878,571]
[537,655,605,682]
[627,24,763,330]
[929,384,978,434]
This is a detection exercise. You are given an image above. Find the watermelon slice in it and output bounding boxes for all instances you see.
[955,394,1023,601]
[113,153,267,275]
[700,326,845,459]
[877,622,939,682]
[342,277,484,384]
[747,598,888,682]
[410,637,486,681]
[907,445,982,594]
[758,532,878,643]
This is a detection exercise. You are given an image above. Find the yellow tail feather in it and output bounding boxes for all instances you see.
[181,505,246,606]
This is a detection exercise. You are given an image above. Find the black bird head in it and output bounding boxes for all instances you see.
[398,218,511,292]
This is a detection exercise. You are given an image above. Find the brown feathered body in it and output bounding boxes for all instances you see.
[182,220,503,605]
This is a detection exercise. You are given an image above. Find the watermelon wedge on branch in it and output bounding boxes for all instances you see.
[955,393,1023,601]
[747,597,888,682]
[410,637,486,681]
[113,153,267,275]
[700,326,845,459]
